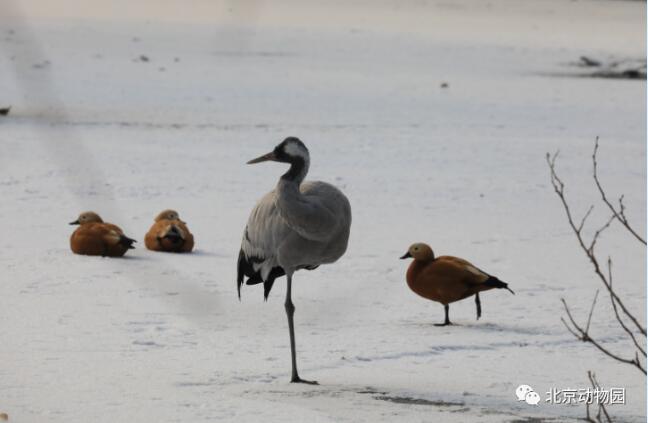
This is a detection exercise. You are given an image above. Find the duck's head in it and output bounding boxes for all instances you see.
[70,211,103,225]
[247,137,309,165]
[155,209,184,223]
[400,242,435,261]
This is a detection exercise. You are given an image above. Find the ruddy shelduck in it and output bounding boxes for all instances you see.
[144,209,194,253]
[400,242,514,326]
[69,211,136,257]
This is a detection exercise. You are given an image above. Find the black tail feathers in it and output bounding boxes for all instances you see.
[485,276,515,295]
[237,249,285,301]
[119,235,136,249]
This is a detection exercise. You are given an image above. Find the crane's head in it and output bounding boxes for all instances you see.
[400,242,435,261]
[70,211,103,225]
[154,209,185,223]
[247,137,309,165]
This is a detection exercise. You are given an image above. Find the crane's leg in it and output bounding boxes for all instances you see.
[285,273,318,385]
[434,304,452,326]
[475,292,482,320]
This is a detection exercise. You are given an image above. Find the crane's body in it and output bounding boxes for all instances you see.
[239,180,350,299]
[237,137,351,384]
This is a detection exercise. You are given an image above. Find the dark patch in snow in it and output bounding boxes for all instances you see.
[373,395,465,407]
[132,340,164,347]
[549,56,647,80]
[175,380,219,387]
[356,388,465,409]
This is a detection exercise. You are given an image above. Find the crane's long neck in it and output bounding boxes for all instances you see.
[280,154,309,186]
[276,154,310,219]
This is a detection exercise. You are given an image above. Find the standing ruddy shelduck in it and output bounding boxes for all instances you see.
[69,211,136,257]
[400,242,514,326]
[144,209,194,253]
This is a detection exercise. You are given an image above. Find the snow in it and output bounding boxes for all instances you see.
[0,0,645,421]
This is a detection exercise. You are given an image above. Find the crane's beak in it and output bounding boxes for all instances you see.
[247,151,277,164]
[69,220,80,225]
[400,252,412,259]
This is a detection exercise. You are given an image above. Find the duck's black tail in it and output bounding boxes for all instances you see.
[484,276,514,295]
[119,235,136,249]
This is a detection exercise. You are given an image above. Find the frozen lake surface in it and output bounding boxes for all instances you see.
[0,1,645,421]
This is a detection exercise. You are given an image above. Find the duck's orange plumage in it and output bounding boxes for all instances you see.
[69,211,136,257]
[401,242,514,326]
[144,209,194,253]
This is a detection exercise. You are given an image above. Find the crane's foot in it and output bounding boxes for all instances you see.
[434,322,453,327]
[291,376,319,385]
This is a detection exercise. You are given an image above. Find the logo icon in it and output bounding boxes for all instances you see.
[516,385,540,406]
[525,391,540,405]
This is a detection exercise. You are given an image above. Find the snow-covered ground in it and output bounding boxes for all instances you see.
[1,1,645,421]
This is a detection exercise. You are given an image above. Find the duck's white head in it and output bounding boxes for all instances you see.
[70,211,103,225]
[155,209,183,222]
[400,242,435,261]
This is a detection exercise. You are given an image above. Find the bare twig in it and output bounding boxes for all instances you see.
[592,137,646,245]
[547,141,646,382]
[585,371,612,423]
[588,214,615,256]
[606,257,646,355]
[546,150,646,336]
[561,317,582,339]
[585,290,600,333]
[579,205,595,233]
[560,299,646,374]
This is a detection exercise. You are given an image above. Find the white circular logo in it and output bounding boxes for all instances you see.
[515,385,533,401]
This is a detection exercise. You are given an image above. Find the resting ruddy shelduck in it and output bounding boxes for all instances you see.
[400,242,514,326]
[144,209,194,253]
[69,211,136,257]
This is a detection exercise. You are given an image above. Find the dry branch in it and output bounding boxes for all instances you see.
[585,371,612,423]
[546,142,646,377]
[592,137,646,246]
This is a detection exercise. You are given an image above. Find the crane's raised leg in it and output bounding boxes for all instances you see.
[285,273,318,384]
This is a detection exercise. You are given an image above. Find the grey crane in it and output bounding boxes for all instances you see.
[237,137,352,384]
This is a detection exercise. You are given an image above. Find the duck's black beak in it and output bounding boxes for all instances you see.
[400,252,412,259]
[69,220,80,225]
[247,151,277,164]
